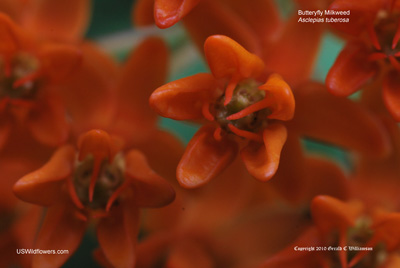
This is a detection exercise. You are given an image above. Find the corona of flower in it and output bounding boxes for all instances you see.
[150,35,295,188]
[13,130,175,268]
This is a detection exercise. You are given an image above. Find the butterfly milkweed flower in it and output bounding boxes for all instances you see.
[0,13,82,149]
[13,129,176,268]
[326,0,400,121]
[150,35,295,188]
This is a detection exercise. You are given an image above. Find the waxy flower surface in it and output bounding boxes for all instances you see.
[151,35,295,188]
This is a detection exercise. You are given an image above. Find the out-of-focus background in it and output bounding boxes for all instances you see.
[64,0,346,266]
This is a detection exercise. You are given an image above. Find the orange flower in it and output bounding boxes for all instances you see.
[0,13,82,149]
[326,0,400,121]
[0,0,90,43]
[150,35,295,188]
[13,129,175,268]
[260,196,400,268]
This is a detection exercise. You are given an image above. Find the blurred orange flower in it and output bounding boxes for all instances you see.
[0,13,81,149]
[13,129,175,268]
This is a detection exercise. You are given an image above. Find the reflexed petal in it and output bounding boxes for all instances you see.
[269,132,307,203]
[22,0,90,42]
[13,145,75,206]
[263,16,323,87]
[372,212,400,250]
[305,157,349,202]
[154,0,201,28]
[259,227,322,268]
[166,240,214,268]
[0,13,23,54]
[150,73,216,120]
[311,196,363,234]
[291,82,391,157]
[125,149,175,207]
[133,130,184,183]
[136,232,173,267]
[32,200,87,268]
[219,0,282,45]
[326,42,378,96]
[177,125,238,188]
[27,95,69,146]
[328,0,380,35]
[57,42,117,134]
[0,115,11,149]
[39,43,82,82]
[132,0,155,26]
[0,0,22,21]
[383,70,400,121]
[182,0,261,55]
[259,73,295,121]
[97,198,139,268]
[114,37,168,134]
[241,123,287,182]
[204,35,265,80]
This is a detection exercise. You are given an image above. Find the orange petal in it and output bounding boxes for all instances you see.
[132,0,155,26]
[22,0,90,42]
[112,37,168,141]
[218,0,282,45]
[326,42,378,97]
[0,115,11,149]
[383,70,400,121]
[290,82,391,157]
[259,73,295,121]
[177,125,238,188]
[57,42,117,134]
[311,195,363,234]
[371,212,400,250]
[97,198,139,268]
[241,123,287,182]
[204,35,265,80]
[328,0,380,35]
[0,0,22,21]
[305,157,350,202]
[268,132,307,203]
[133,129,184,184]
[136,232,173,267]
[32,200,87,268]
[258,227,322,268]
[166,240,214,268]
[39,43,82,82]
[27,94,69,147]
[182,0,261,56]
[13,145,75,206]
[150,73,217,120]
[125,149,175,208]
[0,13,25,55]
[154,0,201,28]
[263,16,323,87]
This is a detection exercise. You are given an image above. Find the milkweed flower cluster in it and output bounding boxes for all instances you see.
[0,0,399,268]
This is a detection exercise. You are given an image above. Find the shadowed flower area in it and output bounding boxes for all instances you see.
[150,35,295,187]
[326,0,400,121]
[0,13,82,149]
[260,195,400,268]
[12,36,184,268]
[13,129,176,268]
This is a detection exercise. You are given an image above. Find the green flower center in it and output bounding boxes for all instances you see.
[213,79,270,134]
[0,53,39,101]
[73,154,125,211]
